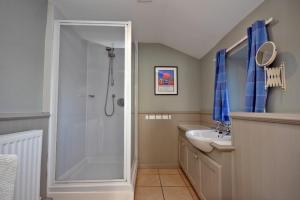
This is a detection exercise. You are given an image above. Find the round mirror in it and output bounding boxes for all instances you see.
[256,41,277,67]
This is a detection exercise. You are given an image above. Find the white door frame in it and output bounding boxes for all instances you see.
[47,20,132,190]
[134,41,139,167]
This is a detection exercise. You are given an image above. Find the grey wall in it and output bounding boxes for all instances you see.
[0,0,47,112]
[199,0,300,113]
[138,43,202,112]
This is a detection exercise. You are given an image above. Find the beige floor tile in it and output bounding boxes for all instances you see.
[158,168,179,175]
[160,174,185,186]
[188,187,200,200]
[136,174,161,186]
[180,172,192,187]
[138,168,159,175]
[135,187,164,200]
[163,187,193,200]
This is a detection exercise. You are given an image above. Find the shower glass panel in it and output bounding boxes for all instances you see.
[55,25,125,181]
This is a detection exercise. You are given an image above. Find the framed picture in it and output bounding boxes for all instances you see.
[154,66,178,95]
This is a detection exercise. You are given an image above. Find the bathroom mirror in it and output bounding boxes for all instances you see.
[256,41,277,67]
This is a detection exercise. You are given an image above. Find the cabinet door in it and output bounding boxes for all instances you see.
[199,153,222,200]
[179,136,188,171]
[187,147,201,193]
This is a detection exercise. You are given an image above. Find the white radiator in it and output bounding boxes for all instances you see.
[0,130,43,200]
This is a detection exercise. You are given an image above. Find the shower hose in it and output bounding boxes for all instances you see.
[104,56,115,117]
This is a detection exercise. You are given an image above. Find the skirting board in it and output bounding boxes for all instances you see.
[131,158,138,189]
[139,163,179,169]
[49,191,133,200]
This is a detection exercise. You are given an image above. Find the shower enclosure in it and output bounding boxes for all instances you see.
[48,21,137,199]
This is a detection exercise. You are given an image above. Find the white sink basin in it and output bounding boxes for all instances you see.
[185,129,231,152]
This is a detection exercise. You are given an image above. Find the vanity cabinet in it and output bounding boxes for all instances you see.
[187,146,201,194]
[200,152,222,200]
[179,136,188,172]
[178,129,233,200]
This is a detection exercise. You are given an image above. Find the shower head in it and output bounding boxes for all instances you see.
[106,47,115,58]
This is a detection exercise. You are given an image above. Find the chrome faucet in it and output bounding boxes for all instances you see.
[216,121,223,133]
[216,121,231,137]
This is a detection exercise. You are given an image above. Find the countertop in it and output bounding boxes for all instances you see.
[177,124,212,132]
[231,112,300,125]
[178,124,235,152]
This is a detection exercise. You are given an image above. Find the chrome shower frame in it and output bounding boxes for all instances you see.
[47,20,136,199]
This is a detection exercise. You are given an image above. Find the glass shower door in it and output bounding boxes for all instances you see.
[54,23,127,182]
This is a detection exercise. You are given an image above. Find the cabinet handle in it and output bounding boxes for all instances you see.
[193,153,198,159]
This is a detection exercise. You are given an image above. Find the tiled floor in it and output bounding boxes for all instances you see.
[135,168,200,200]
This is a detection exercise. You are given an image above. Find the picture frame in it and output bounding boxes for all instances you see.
[154,66,178,95]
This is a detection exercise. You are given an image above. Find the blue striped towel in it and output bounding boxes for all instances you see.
[245,20,268,112]
[213,49,231,124]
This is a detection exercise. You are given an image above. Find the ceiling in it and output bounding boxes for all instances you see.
[52,0,264,59]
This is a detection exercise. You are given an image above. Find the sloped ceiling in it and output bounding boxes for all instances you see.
[52,0,264,59]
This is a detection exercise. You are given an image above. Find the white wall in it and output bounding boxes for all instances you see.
[86,42,125,162]
[43,1,66,112]
[56,27,87,179]
[131,43,136,168]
